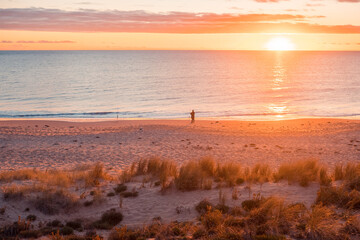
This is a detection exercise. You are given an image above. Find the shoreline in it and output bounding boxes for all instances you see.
[0,115,359,122]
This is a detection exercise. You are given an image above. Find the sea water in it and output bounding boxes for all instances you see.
[0,50,359,120]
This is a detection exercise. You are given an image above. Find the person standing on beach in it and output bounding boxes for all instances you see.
[190,110,195,123]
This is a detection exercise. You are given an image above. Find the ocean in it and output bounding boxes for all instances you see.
[0,50,359,120]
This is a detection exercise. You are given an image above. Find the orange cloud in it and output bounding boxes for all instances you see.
[1,40,75,43]
[0,8,358,34]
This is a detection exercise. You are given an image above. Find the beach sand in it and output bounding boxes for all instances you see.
[0,118,359,233]
[0,118,359,171]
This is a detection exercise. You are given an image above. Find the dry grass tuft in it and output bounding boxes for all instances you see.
[32,189,79,215]
[85,162,107,187]
[175,161,203,191]
[216,161,242,187]
[304,204,343,240]
[247,163,272,185]
[274,159,320,187]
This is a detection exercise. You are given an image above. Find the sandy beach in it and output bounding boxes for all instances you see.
[0,118,359,171]
[0,118,360,238]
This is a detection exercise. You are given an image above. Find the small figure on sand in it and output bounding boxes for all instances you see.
[190,110,195,123]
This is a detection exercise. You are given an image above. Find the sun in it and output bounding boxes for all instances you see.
[266,37,295,51]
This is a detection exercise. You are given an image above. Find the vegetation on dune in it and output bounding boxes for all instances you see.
[2,158,360,239]
[273,159,321,187]
[32,189,79,215]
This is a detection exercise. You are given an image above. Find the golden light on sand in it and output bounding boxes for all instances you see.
[266,37,295,51]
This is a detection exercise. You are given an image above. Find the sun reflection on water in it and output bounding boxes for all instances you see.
[267,53,290,118]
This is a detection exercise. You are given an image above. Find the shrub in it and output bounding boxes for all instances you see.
[201,209,223,230]
[255,235,286,240]
[236,177,245,185]
[26,214,37,221]
[215,204,230,214]
[341,215,360,236]
[2,185,25,200]
[93,209,123,230]
[230,206,243,216]
[84,200,93,207]
[66,220,82,230]
[346,176,360,191]
[19,230,41,238]
[47,219,63,227]
[107,192,115,197]
[60,226,74,235]
[224,216,245,227]
[108,226,140,240]
[305,204,343,240]
[316,186,351,208]
[196,199,213,215]
[242,199,261,211]
[120,191,138,198]
[114,184,127,193]
[32,189,78,215]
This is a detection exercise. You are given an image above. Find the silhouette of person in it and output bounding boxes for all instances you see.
[190,110,195,123]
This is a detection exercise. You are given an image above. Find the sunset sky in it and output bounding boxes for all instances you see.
[1,0,360,50]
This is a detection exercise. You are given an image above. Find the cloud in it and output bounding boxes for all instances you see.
[254,0,289,2]
[1,40,75,43]
[0,8,358,34]
[338,0,360,2]
[255,0,289,3]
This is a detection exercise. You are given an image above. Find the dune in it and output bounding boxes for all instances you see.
[0,118,359,239]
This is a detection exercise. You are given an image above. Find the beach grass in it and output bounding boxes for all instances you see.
[1,158,360,239]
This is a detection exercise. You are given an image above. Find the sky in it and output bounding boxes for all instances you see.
[0,0,360,50]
